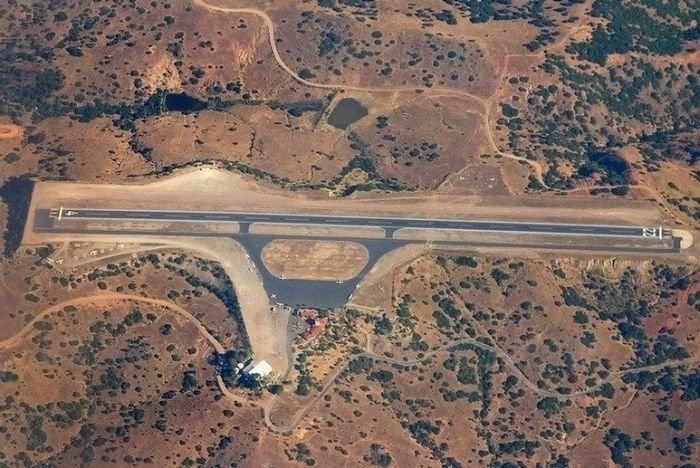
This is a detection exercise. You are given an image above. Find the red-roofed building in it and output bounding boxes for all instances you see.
[302,317,328,341]
[296,308,328,342]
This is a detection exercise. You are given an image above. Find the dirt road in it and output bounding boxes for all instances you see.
[16,232,291,375]
[0,292,225,353]
[264,337,700,434]
[3,290,696,435]
[191,0,547,184]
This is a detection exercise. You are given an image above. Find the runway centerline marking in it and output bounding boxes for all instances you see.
[43,207,670,243]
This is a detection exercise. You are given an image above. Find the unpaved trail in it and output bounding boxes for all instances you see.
[192,1,488,103]
[2,291,697,435]
[0,293,225,353]
[191,0,548,185]
[263,337,700,434]
[194,0,594,188]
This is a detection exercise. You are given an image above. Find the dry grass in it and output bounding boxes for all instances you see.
[0,248,264,465]
[245,251,698,465]
[261,239,368,281]
[1,1,698,465]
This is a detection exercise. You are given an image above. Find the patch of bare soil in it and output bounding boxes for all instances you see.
[136,107,353,184]
[350,93,493,190]
[261,239,368,281]
[12,116,152,180]
[249,222,383,239]
[0,124,21,140]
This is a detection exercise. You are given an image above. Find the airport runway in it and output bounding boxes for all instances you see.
[37,207,679,308]
[53,207,667,241]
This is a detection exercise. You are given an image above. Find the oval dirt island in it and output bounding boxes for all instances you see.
[261,239,369,281]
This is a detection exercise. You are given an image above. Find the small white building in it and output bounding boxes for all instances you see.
[242,360,272,378]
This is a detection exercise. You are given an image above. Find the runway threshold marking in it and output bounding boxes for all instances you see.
[47,208,668,242]
[54,207,655,230]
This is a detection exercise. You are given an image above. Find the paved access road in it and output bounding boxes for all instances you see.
[55,208,666,241]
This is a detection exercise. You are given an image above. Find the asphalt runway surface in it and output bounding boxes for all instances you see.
[54,208,666,240]
[36,208,676,308]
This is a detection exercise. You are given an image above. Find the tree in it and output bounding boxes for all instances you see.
[238,372,261,389]
[375,314,392,335]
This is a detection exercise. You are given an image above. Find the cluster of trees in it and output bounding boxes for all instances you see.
[364,443,392,467]
[603,428,640,466]
[440,0,585,51]
[561,266,692,373]
[0,65,66,120]
[295,353,315,396]
[0,177,34,257]
[569,0,692,65]
[505,43,697,193]
[329,133,412,195]
[162,259,250,354]
[211,350,249,387]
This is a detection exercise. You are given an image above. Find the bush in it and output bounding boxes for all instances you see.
[536,397,561,417]
[0,371,19,382]
[374,314,392,335]
[454,256,478,267]
[611,186,630,196]
[500,103,519,118]
[573,310,589,324]
[25,293,40,303]
[298,68,316,80]
[490,268,510,286]
[3,152,20,164]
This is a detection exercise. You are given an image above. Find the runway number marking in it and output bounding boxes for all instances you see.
[49,208,668,241]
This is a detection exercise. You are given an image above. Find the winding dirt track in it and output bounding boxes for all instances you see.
[191,1,633,193]
[2,292,697,434]
[0,293,224,353]
[264,338,700,434]
[191,0,548,183]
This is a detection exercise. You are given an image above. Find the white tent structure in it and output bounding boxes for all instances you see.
[242,360,272,378]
